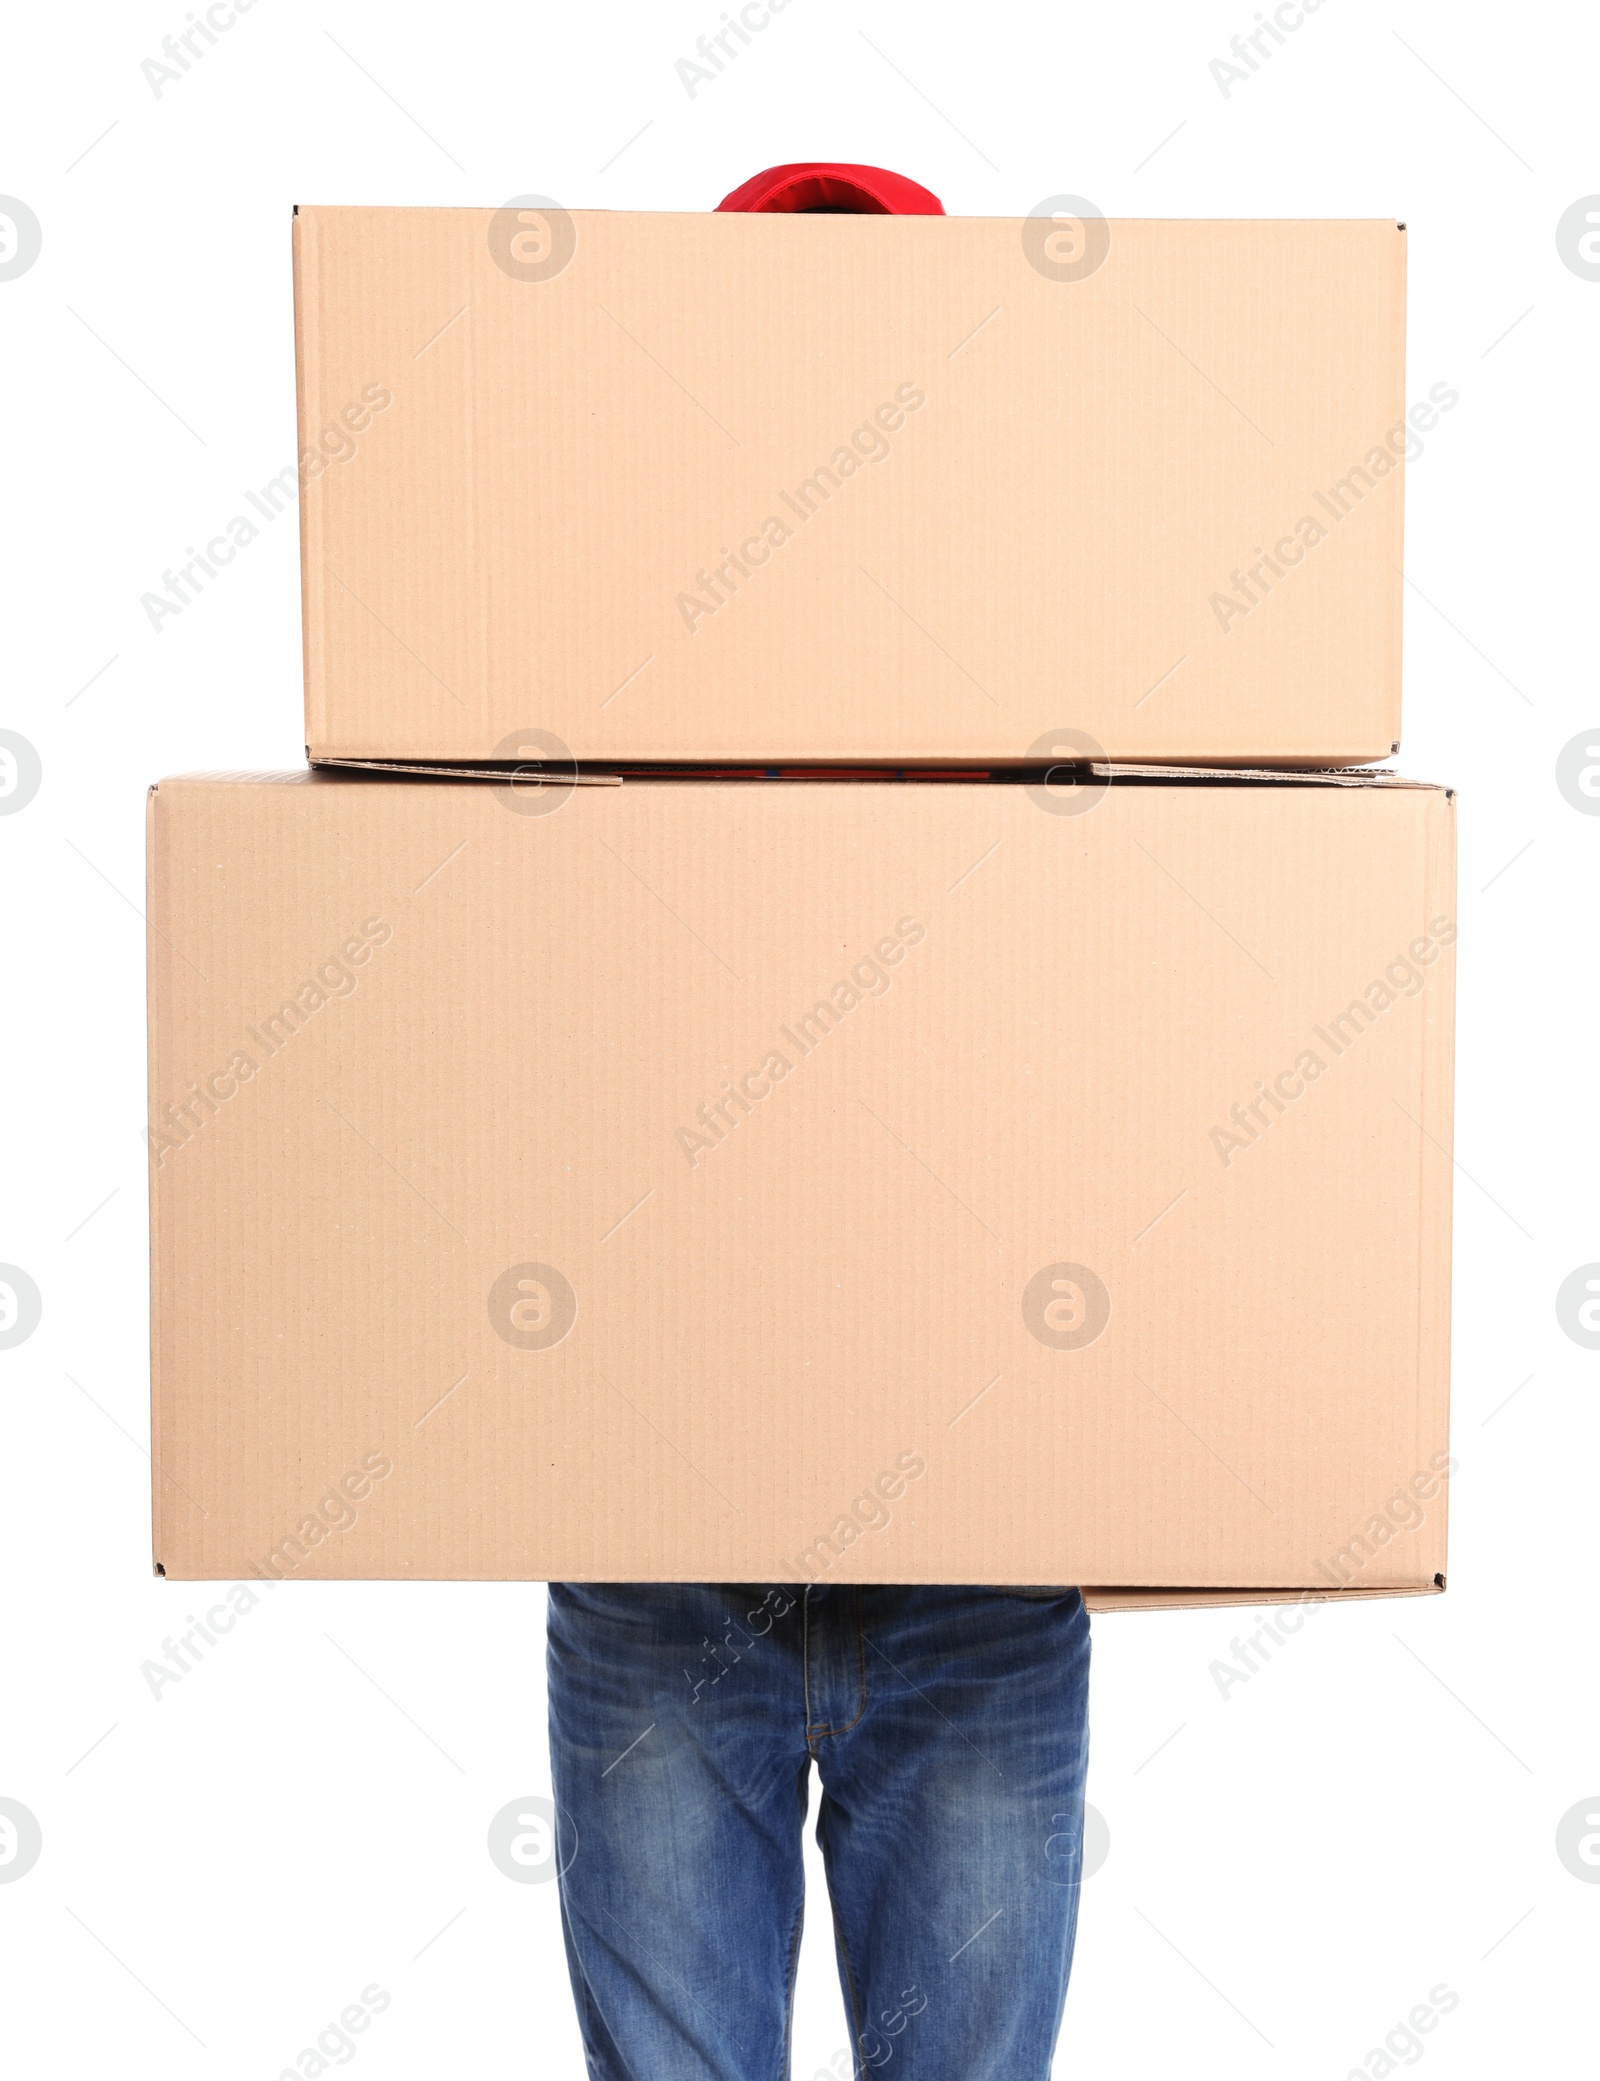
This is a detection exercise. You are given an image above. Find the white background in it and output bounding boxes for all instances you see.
[3,1,1597,2075]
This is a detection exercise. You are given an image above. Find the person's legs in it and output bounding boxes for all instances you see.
[547,1582,812,2081]
[808,1585,1092,2080]
[548,1583,1091,2079]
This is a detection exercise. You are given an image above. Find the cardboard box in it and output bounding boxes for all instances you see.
[294,208,1408,768]
[148,770,1454,1606]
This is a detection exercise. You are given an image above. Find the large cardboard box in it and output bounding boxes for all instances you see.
[293,209,1409,768]
[147,771,1454,1607]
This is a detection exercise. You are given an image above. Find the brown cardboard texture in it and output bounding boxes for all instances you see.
[294,208,1408,767]
[148,773,1454,1601]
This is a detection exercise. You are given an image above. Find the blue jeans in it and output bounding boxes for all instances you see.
[547,1583,1092,2080]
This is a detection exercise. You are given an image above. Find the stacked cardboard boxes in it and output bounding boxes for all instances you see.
[148,199,1453,1609]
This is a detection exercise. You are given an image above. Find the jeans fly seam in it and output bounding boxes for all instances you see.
[807,1588,870,1742]
[802,1588,816,1754]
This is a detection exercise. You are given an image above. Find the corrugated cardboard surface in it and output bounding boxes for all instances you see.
[148,774,1453,1598]
[295,209,1406,766]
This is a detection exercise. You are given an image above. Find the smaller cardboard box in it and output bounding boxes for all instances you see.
[147,769,1454,1607]
[293,209,1409,767]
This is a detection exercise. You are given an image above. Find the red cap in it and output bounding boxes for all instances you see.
[717,162,944,215]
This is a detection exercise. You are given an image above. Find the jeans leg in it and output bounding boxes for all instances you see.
[809,1586,1092,2081]
[547,1583,812,2081]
